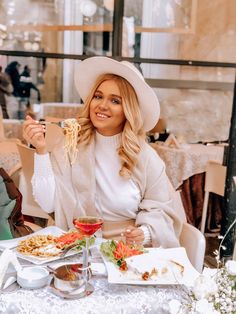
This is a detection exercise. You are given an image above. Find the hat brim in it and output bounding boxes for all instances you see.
[74,57,160,131]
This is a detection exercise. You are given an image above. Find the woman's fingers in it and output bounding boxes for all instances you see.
[126,236,143,245]
[124,226,144,245]
[22,116,46,150]
[24,124,44,141]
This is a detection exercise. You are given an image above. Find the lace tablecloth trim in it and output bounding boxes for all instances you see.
[0,278,191,314]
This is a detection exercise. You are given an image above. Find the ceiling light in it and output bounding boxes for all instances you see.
[31,42,40,51]
[80,0,97,17]
[24,41,32,50]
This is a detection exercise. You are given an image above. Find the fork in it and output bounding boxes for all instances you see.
[59,244,82,258]
[39,120,68,128]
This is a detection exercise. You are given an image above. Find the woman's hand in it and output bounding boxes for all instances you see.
[22,115,47,154]
[124,226,144,245]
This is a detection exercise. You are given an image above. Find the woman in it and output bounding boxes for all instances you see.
[23,57,182,247]
[19,65,41,106]
[0,66,13,118]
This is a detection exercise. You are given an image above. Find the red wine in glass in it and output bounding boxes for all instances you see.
[73,216,103,236]
[72,216,103,294]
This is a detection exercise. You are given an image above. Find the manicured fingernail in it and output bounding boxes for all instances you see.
[126,229,131,233]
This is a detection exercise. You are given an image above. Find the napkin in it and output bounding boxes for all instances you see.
[164,133,181,149]
[0,249,22,289]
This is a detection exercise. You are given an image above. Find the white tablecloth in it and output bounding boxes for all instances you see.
[0,141,21,176]
[151,143,224,189]
[0,276,189,314]
[0,250,191,314]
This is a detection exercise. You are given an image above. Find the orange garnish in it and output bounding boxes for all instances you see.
[113,241,143,261]
[55,232,84,248]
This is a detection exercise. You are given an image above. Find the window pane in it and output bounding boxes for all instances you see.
[0,0,114,55]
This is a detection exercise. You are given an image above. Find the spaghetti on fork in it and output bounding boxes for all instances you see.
[63,118,81,164]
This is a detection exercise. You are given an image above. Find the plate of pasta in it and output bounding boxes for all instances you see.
[0,226,93,265]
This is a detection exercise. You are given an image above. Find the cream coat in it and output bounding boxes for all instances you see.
[45,125,183,248]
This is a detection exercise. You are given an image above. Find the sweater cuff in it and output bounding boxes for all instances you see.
[34,152,54,177]
[139,225,152,246]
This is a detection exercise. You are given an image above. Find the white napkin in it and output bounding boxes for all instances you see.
[0,249,22,289]
[164,133,181,149]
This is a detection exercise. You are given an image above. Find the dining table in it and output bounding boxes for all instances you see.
[0,251,190,314]
[150,142,224,190]
[150,142,225,228]
[0,278,189,314]
[0,141,21,177]
[2,119,24,141]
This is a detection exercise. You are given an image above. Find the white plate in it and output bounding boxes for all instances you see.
[0,226,80,265]
[101,247,200,287]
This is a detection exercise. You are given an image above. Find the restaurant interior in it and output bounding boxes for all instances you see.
[0,0,236,313]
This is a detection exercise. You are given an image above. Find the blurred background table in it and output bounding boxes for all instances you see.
[35,102,83,120]
[2,119,23,141]
[0,141,21,187]
[151,143,224,189]
[150,142,225,228]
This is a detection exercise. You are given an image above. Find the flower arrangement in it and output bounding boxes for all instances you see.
[169,219,236,314]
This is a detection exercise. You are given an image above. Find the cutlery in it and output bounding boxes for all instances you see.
[59,244,82,258]
[39,120,67,128]
[39,119,77,129]
[46,265,57,274]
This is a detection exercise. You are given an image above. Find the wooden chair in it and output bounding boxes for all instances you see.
[174,190,206,272]
[16,143,52,227]
[200,161,226,234]
[149,118,167,134]
[0,110,4,140]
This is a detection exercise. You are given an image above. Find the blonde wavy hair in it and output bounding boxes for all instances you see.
[77,73,145,178]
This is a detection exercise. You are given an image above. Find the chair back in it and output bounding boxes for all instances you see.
[204,161,226,196]
[200,161,226,233]
[179,223,206,273]
[149,118,166,134]
[16,143,50,220]
[174,190,206,272]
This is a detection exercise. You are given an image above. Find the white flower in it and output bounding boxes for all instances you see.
[168,299,183,314]
[225,260,236,275]
[195,299,220,314]
[192,275,218,300]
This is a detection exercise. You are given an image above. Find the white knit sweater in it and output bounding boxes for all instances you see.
[32,132,151,244]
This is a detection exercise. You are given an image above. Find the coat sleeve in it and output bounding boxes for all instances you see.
[135,146,183,248]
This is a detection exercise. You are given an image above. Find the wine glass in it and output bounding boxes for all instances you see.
[73,216,103,293]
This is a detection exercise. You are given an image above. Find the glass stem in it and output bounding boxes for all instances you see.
[85,236,89,264]
[82,237,89,284]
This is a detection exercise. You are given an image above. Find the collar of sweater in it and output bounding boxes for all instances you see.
[95,131,121,148]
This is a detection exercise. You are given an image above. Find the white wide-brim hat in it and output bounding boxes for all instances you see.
[74,57,160,131]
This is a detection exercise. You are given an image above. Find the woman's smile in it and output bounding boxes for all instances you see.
[90,79,126,136]
[96,112,111,119]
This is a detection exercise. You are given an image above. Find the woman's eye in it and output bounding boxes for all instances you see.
[94,94,102,99]
[111,98,121,104]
